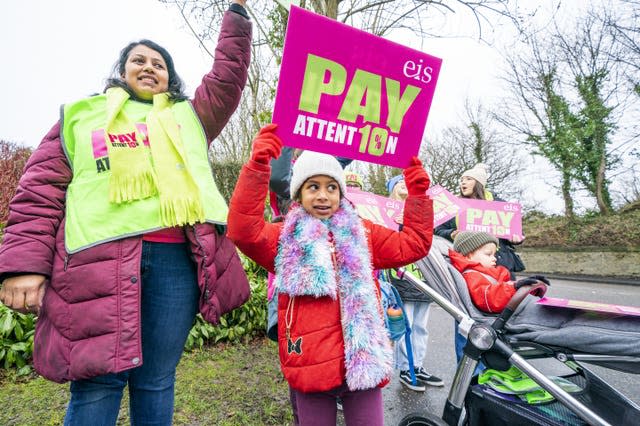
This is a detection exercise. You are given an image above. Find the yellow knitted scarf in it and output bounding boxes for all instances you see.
[104,87,204,226]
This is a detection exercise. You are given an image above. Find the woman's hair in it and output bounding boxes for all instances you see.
[469,181,486,200]
[104,39,187,102]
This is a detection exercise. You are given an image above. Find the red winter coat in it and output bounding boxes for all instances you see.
[228,160,433,392]
[0,10,252,383]
[449,249,515,313]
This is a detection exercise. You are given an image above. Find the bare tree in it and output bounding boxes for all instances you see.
[606,0,640,91]
[159,0,531,163]
[424,101,524,201]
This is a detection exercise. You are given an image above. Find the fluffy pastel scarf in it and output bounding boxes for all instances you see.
[274,200,393,390]
[104,87,204,226]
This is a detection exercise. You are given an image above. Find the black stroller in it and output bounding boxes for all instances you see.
[394,236,640,426]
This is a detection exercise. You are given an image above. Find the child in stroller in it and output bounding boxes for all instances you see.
[394,235,640,426]
[449,231,549,314]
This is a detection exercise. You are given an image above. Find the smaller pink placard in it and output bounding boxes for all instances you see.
[345,188,403,229]
[537,297,640,317]
[427,185,463,227]
[457,199,522,240]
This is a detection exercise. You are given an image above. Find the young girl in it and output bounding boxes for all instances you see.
[449,231,548,313]
[227,124,434,425]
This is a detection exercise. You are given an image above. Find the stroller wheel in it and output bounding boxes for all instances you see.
[398,411,448,426]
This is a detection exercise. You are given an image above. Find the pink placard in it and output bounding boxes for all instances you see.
[537,297,640,317]
[272,6,442,168]
[427,185,463,227]
[345,188,403,229]
[457,199,522,240]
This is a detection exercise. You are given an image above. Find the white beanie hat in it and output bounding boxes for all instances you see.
[462,163,489,187]
[290,151,346,199]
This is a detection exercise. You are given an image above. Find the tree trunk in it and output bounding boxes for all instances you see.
[595,153,612,214]
[561,170,575,219]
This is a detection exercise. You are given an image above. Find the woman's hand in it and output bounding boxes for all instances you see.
[251,123,283,164]
[510,234,525,244]
[403,156,431,196]
[0,274,46,314]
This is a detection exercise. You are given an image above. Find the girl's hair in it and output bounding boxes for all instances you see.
[104,39,187,102]
[469,181,486,200]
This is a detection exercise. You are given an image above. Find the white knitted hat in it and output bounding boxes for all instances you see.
[462,163,489,187]
[290,151,346,199]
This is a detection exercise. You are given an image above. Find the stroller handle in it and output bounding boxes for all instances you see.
[492,283,548,332]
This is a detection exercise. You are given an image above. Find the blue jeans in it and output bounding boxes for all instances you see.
[454,321,485,374]
[64,242,199,426]
[394,301,431,370]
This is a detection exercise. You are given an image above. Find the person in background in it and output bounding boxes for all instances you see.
[449,231,549,313]
[434,163,524,279]
[0,3,251,424]
[228,125,433,426]
[386,174,444,391]
[345,171,364,190]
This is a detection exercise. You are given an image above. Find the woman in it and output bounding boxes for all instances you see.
[0,2,251,424]
[434,163,524,278]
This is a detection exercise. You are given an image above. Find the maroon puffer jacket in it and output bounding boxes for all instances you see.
[0,10,252,383]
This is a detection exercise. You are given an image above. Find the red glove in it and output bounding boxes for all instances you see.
[250,123,283,164]
[403,156,431,196]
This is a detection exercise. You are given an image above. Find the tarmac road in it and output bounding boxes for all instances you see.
[337,278,640,425]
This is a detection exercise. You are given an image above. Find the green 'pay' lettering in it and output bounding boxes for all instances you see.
[385,79,421,133]
[299,54,347,114]
[338,69,381,125]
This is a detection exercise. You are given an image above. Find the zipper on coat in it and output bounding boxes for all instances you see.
[64,255,69,271]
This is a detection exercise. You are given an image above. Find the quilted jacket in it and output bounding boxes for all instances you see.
[0,10,252,383]
[449,249,515,313]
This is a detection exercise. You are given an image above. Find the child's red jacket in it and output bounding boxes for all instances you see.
[227,160,433,392]
[449,249,516,313]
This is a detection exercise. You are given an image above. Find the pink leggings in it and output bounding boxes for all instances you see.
[290,382,383,426]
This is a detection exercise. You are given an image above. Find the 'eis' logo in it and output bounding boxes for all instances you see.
[403,59,433,84]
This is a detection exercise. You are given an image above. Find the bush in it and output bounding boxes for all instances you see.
[0,140,32,225]
[209,158,244,204]
[0,254,269,372]
[185,254,268,350]
[0,305,35,375]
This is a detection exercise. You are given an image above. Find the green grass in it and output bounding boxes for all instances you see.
[0,338,293,426]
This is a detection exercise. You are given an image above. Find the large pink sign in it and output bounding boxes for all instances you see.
[457,198,522,240]
[345,189,403,229]
[272,6,442,168]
